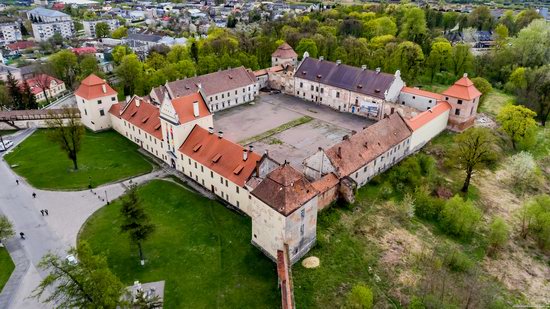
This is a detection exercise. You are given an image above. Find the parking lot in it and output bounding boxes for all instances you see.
[214,93,374,168]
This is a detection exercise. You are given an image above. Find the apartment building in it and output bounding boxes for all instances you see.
[27,8,74,42]
[82,19,119,37]
[0,22,22,45]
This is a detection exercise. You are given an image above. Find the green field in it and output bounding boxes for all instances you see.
[79,180,278,309]
[4,130,153,190]
[0,248,14,293]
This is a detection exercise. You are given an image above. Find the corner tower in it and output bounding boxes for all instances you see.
[442,73,482,132]
[75,74,118,131]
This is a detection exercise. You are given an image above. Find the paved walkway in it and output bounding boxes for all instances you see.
[0,130,166,308]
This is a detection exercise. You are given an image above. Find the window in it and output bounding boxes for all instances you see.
[455,109,461,115]
[300,82,303,88]
[220,177,223,184]
[188,158,191,164]
[97,100,102,104]
[363,166,367,172]
[457,99,463,105]
[235,90,237,95]
[310,85,314,91]
[237,201,240,207]
[320,88,324,93]
[222,93,224,98]
[99,109,105,116]
[210,97,212,102]
[236,186,239,193]
[412,96,416,99]
[336,92,340,98]
[84,109,87,115]
[225,180,228,187]
[428,99,432,103]
[300,224,304,236]
[211,171,213,178]
[111,97,116,101]
[301,209,305,219]
[445,97,449,100]
[201,166,204,173]
[194,162,197,169]
[180,154,183,160]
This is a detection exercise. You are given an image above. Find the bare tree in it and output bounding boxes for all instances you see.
[45,107,84,170]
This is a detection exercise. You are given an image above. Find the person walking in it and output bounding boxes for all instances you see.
[40,210,44,216]
[32,192,36,198]
[15,179,19,185]
[19,232,25,239]
[44,209,49,216]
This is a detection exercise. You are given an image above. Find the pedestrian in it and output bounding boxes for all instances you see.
[40,210,44,216]
[32,192,36,198]
[19,232,25,239]
[44,209,49,216]
[16,179,19,185]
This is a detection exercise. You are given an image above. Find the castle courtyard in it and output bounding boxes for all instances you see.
[214,93,374,167]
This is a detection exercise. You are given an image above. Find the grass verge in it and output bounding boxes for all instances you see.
[238,116,313,145]
[0,247,14,293]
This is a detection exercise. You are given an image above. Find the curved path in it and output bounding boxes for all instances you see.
[0,129,165,308]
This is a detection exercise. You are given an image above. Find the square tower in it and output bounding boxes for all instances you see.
[75,74,118,132]
[442,73,482,132]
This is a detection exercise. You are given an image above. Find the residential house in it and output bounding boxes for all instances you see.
[22,74,66,103]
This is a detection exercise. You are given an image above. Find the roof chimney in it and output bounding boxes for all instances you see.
[197,83,202,89]
[243,149,248,161]
[248,145,253,152]
[193,101,199,117]
[218,130,223,139]
[361,65,366,70]
[264,149,269,156]
[337,146,342,158]
[463,73,468,78]
[135,98,140,107]
[102,84,107,93]
[376,67,381,74]
[342,135,349,141]
[125,95,131,103]
[336,60,341,65]
[351,130,357,135]
[319,56,324,61]
[208,127,214,134]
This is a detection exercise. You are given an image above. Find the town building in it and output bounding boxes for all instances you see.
[75,74,119,132]
[82,19,119,37]
[0,64,22,82]
[150,67,258,113]
[27,8,74,42]
[22,74,66,103]
[0,22,22,45]
[271,42,298,67]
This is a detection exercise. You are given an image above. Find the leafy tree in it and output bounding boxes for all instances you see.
[0,84,10,109]
[78,55,102,81]
[468,6,493,30]
[95,22,110,38]
[426,40,452,82]
[515,9,542,32]
[498,10,516,34]
[48,50,78,89]
[296,38,318,59]
[132,289,163,308]
[226,14,237,28]
[471,77,492,107]
[440,195,481,237]
[112,45,132,65]
[115,54,144,96]
[505,152,538,194]
[166,45,190,63]
[0,215,15,245]
[488,217,510,255]
[22,81,38,109]
[6,71,23,109]
[497,105,537,150]
[442,11,459,31]
[399,7,427,44]
[365,17,397,38]
[339,18,363,37]
[45,107,85,170]
[111,26,128,39]
[346,283,374,309]
[508,20,550,69]
[414,188,445,221]
[390,41,424,82]
[450,43,473,77]
[449,127,496,193]
[33,241,127,308]
[523,194,550,249]
[493,24,509,48]
[190,41,199,63]
[120,185,155,265]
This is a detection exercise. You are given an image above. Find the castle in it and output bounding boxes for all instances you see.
[75,43,481,264]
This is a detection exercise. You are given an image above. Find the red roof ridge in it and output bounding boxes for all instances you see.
[405,101,452,131]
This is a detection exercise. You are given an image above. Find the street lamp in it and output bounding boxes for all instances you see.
[105,190,109,205]
[88,176,92,189]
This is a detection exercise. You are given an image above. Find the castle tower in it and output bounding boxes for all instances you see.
[271,42,298,67]
[75,74,118,132]
[442,73,482,132]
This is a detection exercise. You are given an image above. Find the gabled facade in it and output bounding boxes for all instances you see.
[22,74,66,102]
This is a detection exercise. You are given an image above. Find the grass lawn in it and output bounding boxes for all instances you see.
[0,247,15,293]
[0,130,17,137]
[478,89,514,117]
[79,180,278,309]
[4,130,153,190]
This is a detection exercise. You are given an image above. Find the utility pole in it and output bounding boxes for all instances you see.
[105,190,109,205]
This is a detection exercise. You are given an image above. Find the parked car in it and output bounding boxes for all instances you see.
[0,140,13,152]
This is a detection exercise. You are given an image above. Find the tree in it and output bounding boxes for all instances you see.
[505,152,538,195]
[365,17,397,38]
[112,45,132,65]
[0,84,10,109]
[226,14,237,28]
[190,41,199,63]
[296,38,318,59]
[115,54,143,96]
[468,6,493,30]
[440,195,482,238]
[33,241,127,308]
[426,40,452,82]
[497,105,537,150]
[523,194,550,249]
[390,41,424,83]
[120,185,155,265]
[132,289,163,308]
[493,24,509,48]
[488,217,509,255]
[0,215,15,246]
[111,26,128,39]
[48,50,78,89]
[346,283,374,309]
[450,43,473,77]
[449,127,496,193]
[95,22,110,38]
[78,55,101,81]
[471,77,492,108]
[45,107,85,170]
[399,7,427,44]
[515,9,542,32]
[6,71,23,109]
[22,80,38,109]
[499,10,516,34]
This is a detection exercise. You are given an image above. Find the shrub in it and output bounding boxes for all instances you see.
[417,153,436,177]
[408,297,426,309]
[488,216,510,253]
[414,188,445,220]
[443,246,474,272]
[388,156,422,189]
[439,195,482,238]
[524,194,550,249]
[379,181,393,199]
[346,283,374,309]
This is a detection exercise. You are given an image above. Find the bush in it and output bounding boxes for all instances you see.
[488,216,510,253]
[413,188,445,220]
[524,194,550,249]
[346,283,374,309]
[379,181,393,199]
[443,246,474,272]
[417,153,436,177]
[439,195,482,238]
[388,156,422,189]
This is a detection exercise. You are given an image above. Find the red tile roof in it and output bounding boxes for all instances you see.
[311,172,339,194]
[7,41,36,51]
[442,75,482,100]
[325,113,412,177]
[405,101,452,131]
[401,86,444,100]
[75,74,117,100]
[170,92,211,124]
[72,47,97,56]
[253,65,283,77]
[178,125,261,187]
[20,74,63,95]
[109,96,163,140]
[251,163,318,216]
[272,42,298,59]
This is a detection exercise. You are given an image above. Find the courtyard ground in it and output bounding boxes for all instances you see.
[215,93,372,168]
[4,130,154,190]
[0,248,14,293]
[79,179,278,309]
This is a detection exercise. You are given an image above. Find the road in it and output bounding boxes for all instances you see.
[0,129,163,308]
